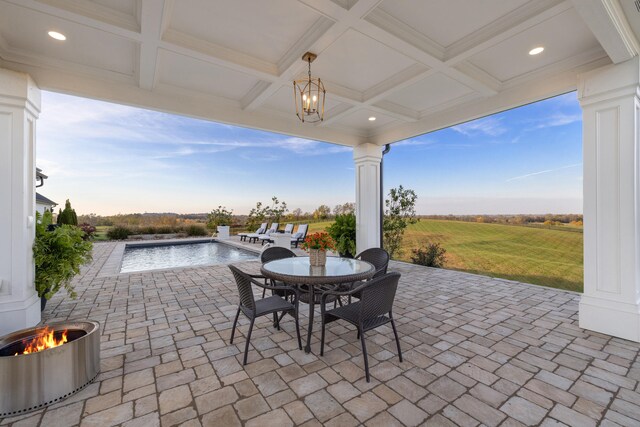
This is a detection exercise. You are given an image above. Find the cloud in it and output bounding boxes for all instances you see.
[39,91,350,159]
[452,116,507,137]
[531,112,581,129]
[505,163,582,182]
[393,138,437,148]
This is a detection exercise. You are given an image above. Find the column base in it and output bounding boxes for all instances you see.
[0,293,41,336]
[579,295,640,342]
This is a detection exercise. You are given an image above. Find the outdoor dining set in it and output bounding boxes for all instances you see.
[228,246,402,382]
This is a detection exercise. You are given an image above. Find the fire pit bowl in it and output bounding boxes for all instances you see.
[0,321,100,417]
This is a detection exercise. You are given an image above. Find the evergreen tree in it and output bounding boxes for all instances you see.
[58,199,78,226]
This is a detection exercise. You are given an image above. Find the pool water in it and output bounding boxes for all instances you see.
[120,242,257,273]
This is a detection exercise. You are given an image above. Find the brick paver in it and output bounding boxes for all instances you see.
[1,240,639,426]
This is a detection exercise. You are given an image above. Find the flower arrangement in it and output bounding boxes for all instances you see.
[301,232,336,252]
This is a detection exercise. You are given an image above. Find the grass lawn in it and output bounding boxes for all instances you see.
[400,220,583,292]
[93,225,110,241]
[307,219,583,293]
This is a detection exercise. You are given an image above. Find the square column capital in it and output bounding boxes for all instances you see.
[578,56,639,106]
[0,68,41,117]
[353,143,382,164]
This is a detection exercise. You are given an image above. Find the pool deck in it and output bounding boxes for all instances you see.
[1,240,639,426]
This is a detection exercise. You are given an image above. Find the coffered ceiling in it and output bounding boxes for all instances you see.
[0,0,637,146]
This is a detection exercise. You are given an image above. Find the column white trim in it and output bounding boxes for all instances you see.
[354,143,382,253]
[578,57,640,342]
[0,67,41,336]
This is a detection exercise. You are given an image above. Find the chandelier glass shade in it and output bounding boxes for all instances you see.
[293,52,325,123]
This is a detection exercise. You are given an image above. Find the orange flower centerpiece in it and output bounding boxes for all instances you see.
[301,231,336,267]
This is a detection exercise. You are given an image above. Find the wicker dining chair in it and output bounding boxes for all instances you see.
[345,247,390,303]
[319,272,402,382]
[260,247,297,298]
[228,265,302,365]
[356,248,389,278]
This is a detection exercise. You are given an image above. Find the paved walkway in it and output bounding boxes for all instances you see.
[1,241,639,426]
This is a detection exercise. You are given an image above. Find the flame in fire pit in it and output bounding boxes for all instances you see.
[15,327,68,355]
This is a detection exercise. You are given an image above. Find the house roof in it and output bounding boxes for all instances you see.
[0,0,637,146]
[36,192,57,207]
[36,168,47,180]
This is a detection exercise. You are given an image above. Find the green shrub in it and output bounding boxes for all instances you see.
[155,226,176,234]
[107,225,132,240]
[185,225,207,236]
[207,206,234,229]
[411,243,447,268]
[383,186,418,259]
[56,199,78,226]
[34,211,93,300]
[326,213,356,257]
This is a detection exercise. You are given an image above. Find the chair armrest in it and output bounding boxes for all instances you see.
[248,276,298,294]
[319,281,370,305]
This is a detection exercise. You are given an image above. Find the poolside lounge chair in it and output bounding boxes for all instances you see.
[238,222,267,242]
[291,224,308,248]
[258,223,294,245]
[248,223,278,243]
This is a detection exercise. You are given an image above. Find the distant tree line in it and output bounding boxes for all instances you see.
[421,214,582,225]
[76,201,356,228]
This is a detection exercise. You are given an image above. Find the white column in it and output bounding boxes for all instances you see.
[0,68,41,336]
[354,143,382,253]
[578,57,640,342]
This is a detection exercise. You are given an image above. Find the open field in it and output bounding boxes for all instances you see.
[310,219,583,292]
[401,220,583,292]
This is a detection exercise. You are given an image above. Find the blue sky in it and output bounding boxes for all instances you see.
[37,91,582,215]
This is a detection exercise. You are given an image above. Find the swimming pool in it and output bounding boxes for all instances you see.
[120,241,258,273]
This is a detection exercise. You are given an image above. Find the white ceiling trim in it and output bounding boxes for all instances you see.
[570,0,640,64]
[1,55,368,145]
[0,0,627,147]
[375,55,612,146]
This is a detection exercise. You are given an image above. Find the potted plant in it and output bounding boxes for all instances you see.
[207,206,233,240]
[301,231,336,267]
[327,212,356,258]
[33,211,93,310]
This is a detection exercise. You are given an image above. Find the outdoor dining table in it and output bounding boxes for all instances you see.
[261,256,376,353]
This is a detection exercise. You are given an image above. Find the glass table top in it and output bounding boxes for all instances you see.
[262,256,374,278]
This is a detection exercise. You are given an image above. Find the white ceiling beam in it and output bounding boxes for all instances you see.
[137,0,169,90]
[319,104,358,126]
[5,58,366,146]
[363,64,432,104]
[570,0,639,64]
[242,17,335,111]
[242,0,384,112]
[160,29,279,81]
[353,17,498,96]
[373,54,612,146]
[370,101,419,121]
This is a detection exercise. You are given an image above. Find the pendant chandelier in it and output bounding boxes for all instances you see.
[293,52,326,123]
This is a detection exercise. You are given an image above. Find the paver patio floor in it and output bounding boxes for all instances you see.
[2,241,640,426]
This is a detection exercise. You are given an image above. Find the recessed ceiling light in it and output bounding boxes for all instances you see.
[529,46,544,55]
[48,31,66,41]
[368,116,376,121]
